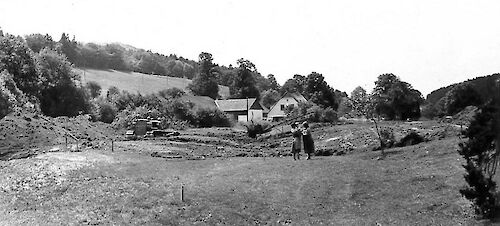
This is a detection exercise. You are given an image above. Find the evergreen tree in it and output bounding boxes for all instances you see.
[187,52,219,99]
[458,98,499,218]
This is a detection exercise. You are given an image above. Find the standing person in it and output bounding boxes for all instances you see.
[290,122,302,160]
[302,121,315,160]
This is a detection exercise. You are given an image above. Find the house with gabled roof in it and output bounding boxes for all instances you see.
[267,92,307,121]
[215,98,265,122]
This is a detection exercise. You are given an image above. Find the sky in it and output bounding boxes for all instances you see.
[1,0,500,96]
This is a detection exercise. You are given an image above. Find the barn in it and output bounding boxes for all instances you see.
[215,98,265,122]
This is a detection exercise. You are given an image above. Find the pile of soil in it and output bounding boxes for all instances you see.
[0,111,116,160]
[453,106,478,125]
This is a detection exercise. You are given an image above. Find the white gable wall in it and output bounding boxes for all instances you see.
[236,110,263,122]
[268,96,300,119]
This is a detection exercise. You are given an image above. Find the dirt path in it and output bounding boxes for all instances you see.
[0,140,482,225]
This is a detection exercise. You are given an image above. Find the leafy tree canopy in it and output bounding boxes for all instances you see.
[0,33,39,97]
[230,58,260,98]
[187,52,219,99]
[371,73,423,120]
[304,72,338,109]
[441,83,482,116]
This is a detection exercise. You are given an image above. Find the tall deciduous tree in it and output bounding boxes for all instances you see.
[230,58,260,98]
[25,33,56,53]
[36,48,89,116]
[280,74,306,95]
[261,89,281,109]
[267,74,280,91]
[187,52,219,99]
[304,72,338,109]
[0,34,39,97]
[371,73,423,120]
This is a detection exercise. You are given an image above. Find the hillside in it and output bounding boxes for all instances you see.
[426,73,500,106]
[77,68,230,98]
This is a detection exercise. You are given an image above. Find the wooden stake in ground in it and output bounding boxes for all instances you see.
[181,185,184,202]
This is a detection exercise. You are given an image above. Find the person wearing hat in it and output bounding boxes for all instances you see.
[290,122,302,160]
[302,121,315,160]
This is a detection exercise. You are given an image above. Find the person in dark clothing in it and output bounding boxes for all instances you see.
[302,122,315,160]
[290,122,302,160]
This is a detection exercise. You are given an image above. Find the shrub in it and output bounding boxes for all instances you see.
[395,131,425,147]
[158,87,185,99]
[86,81,102,99]
[194,108,231,127]
[245,120,271,138]
[309,106,338,123]
[379,127,395,148]
[90,99,117,123]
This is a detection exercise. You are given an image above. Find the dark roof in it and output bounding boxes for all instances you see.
[215,98,263,112]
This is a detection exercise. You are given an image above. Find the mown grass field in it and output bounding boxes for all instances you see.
[77,68,230,98]
[1,120,499,225]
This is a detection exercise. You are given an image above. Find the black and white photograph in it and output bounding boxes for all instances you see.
[0,0,500,224]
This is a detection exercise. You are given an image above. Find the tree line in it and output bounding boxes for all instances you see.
[1,28,433,122]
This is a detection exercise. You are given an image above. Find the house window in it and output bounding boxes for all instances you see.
[280,104,285,110]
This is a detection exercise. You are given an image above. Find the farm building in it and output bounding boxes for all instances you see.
[215,98,266,122]
[267,92,307,121]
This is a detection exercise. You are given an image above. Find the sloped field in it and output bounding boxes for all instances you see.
[78,68,230,98]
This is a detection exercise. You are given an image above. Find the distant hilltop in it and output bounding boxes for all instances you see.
[426,73,500,106]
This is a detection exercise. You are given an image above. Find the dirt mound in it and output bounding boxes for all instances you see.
[453,106,478,125]
[0,111,116,160]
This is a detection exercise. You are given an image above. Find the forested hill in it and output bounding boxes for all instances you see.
[426,73,500,106]
[26,33,278,97]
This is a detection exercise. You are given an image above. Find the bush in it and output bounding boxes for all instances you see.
[194,108,231,127]
[158,87,185,99]
[245,120,271,138]
[90,98,117,123]
[40,84,90,117]
[379,127,395,148]
[395,131,425,147]
[309,106,338,123]
[86,81,102,99]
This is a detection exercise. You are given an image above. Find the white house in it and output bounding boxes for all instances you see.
[215,98,265,122]
[267,92,307,121]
